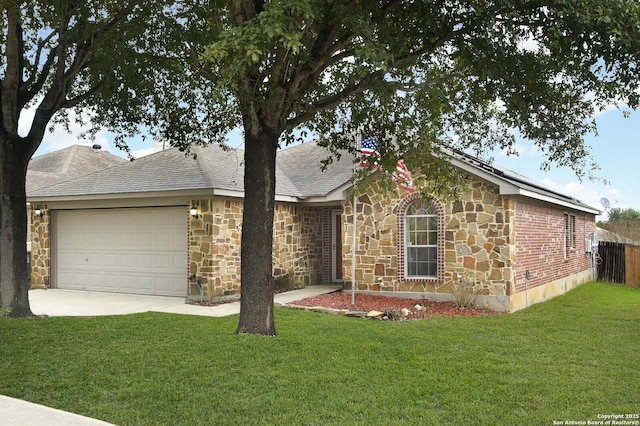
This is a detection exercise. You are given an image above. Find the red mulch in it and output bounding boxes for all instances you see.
[291,292,500,320]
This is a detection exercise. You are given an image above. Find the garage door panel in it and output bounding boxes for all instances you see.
[87,253,102,267]
[103,254,119,267]
[154,277,171,292]
[120,276,137,292]
[154,233,172,246]
[118,255,135,268]
[102,232,120,246]
[55,207,187,297]
[153,254,170,269]
[135,254,152,268]
[103,275,120,290]
[118,232,135,247]
[137,231,153,247]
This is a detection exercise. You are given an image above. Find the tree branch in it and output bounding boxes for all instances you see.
[19,46,58,110]
[22,30,57,88]
[286,69,384,129]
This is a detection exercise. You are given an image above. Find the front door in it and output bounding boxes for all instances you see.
[331,210,343,282]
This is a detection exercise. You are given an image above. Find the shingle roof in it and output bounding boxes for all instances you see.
[29,146,210,197]
[27,140,598,214]
[27,142,346,199]
[192,144,303,197]
[27,145,126,192]
[276,142,354,197]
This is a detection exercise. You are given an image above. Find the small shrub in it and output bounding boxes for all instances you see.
[453,277,481,309]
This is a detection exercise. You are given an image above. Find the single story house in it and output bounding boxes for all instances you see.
[27,141,599,312]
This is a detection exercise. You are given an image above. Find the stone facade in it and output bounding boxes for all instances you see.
[443,181,516,300]
[188,199,243,300]
[187,198,329,301]
[341,176,594,312]
[342,178,515,305]
[30,205,50,289]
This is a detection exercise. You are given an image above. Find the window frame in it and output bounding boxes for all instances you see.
[403,198,441,280]
[564,213,576,258]
[397,193,445,282]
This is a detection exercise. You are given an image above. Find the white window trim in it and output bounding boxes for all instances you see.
[405,204,438,279]
[564,213,576,259]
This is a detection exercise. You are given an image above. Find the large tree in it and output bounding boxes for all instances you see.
[151,1,640,335]
[0,0,174,316]
[598,207,640,243]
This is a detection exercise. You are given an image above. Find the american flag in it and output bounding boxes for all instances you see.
[360,136,379,168]
[360,136,414,192]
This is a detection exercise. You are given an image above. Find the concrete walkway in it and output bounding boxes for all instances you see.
[28,285,342,317]
[3,285,342,425]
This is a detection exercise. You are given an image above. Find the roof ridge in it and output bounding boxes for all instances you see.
[194,144,245,189]
[58,145,78,174]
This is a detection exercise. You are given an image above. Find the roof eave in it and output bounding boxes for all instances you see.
[450,157,599,215]
[502,187,601,215]
[27,188,214,203]
[298,182,352,204]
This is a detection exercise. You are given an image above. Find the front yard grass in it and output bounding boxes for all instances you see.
[1,282,639,425]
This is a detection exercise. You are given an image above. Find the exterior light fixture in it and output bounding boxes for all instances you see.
[34,207,43,217]
[190,205,199,219]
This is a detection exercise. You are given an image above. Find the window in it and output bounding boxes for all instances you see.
[564,213,576,257]
[405,199,438,277]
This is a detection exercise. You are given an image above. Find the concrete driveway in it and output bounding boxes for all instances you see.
[28,285,342,318]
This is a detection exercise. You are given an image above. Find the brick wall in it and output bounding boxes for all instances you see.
[514,200,595,292]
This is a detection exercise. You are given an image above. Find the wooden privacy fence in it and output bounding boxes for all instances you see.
[626,244,640,289]
[597,241,640,288]
[597,242,625,284]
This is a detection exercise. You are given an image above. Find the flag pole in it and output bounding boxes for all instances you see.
[352,133,360,305]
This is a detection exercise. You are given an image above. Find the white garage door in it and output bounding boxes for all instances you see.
[55,207,187,297]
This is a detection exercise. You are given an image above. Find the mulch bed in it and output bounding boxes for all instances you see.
[290,291,501,320]
[187,289,501,320]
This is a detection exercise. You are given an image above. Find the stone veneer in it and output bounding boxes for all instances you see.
[30,205,50,289]
[188,198,326,301]
[188,199,243,299]
[342,177,517,310]
[341,176,595,312]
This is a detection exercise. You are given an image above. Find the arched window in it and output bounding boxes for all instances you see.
[405,199,438,278]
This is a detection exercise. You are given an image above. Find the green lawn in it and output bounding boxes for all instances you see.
[1,282,639,425]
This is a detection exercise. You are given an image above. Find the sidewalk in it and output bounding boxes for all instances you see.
[0,395,116,426]
[6,285,342,425]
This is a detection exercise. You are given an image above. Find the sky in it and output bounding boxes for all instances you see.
[29,106,639,221]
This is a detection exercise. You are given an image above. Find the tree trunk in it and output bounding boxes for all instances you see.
[0,136,33,317]
[236,125,279,335]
